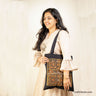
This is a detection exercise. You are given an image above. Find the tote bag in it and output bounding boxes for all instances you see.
[43,30,74,91]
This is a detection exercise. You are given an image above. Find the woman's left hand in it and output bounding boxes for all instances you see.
[63,77,72,90]
[63,70,72,90]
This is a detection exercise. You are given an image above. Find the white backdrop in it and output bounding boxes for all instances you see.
[0,0,96,96]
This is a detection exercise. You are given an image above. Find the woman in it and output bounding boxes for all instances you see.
[33,8,78,96]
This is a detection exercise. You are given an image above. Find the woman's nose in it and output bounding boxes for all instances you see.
[44,19,48,23]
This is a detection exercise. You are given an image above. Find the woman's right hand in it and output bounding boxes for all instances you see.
[38,56,49,64]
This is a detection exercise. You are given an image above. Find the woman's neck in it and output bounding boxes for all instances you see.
[48,27,57,35]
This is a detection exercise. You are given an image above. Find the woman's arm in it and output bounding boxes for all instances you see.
[58,30,78,90]
[58,30,78,71]
[33,51,42,67]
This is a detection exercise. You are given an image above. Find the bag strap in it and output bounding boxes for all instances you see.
[50,30,61,54]
[50,30,73,60]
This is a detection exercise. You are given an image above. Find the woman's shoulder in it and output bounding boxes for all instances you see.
[59,30,70,38]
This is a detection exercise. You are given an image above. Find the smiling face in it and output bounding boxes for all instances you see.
[43,12,57,30]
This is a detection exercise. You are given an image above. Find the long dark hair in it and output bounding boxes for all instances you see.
[33,8,69,51]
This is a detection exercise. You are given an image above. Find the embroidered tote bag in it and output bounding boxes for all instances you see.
[43,30,74,91]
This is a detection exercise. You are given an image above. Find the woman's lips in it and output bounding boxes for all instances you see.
[45,23,50,26]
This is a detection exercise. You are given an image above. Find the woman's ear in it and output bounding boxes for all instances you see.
[55,19,58,25]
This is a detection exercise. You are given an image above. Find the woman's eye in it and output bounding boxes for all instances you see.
[44,17,51,20]
[48,17,51,20]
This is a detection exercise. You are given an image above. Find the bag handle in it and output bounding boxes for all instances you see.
[50,30,73,60]
[50,30,60,54]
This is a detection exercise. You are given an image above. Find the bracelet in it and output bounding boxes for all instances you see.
[64,75,69,77]
[64,77,69,79]
[64,75,69,78]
